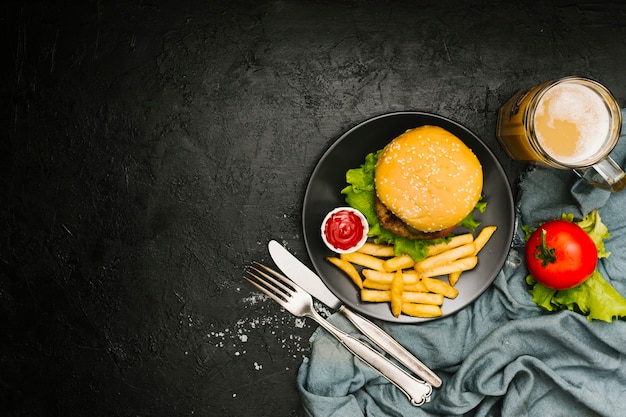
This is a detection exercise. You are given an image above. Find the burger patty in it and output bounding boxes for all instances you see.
[374,196,456,240]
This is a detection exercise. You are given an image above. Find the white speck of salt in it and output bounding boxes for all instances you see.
[206,295,313,360]
[254,361,263,370]
[242,293,268,305]
[314,301,332,318]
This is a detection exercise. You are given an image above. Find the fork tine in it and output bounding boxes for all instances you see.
[245,269,287,307]
[250,263,296,294]
[244,265,293,307]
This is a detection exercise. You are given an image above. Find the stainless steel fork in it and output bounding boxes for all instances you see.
[244,262,432,406]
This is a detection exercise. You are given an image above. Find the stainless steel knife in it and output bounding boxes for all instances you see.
[268,240,442,388]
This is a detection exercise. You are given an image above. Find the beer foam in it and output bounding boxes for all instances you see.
[534,82,610,165]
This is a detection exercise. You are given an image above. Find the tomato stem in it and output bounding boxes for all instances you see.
[535,228,557,267]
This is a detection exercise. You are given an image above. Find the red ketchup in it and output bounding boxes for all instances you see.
[321,207,368,253]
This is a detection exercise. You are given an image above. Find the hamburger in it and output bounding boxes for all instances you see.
[374,125,483,239]
[342,125,485,260]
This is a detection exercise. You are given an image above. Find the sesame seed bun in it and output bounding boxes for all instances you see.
[374,125,483,234]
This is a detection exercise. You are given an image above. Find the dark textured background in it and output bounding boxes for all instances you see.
[2,1,626,416]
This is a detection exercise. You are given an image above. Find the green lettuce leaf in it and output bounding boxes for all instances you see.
[458,197,486,230]
[526,209,626,322]
[341,150,483,261]
[570,210,610,258]
[527,271,626,322]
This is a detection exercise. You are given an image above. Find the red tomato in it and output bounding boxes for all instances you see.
[525,220,597,290]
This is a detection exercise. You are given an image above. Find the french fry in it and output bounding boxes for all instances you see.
[332,226,496,318]
[360,289,443,306]
[361,289,391,302]
[390,270,403,317]
[403,281,429,292]
[448,271,462,286]
[357,242,396,257]
[445,226,497,286]
[362,269,419,285]
[401,302,443,318]
[340,252,386,271]
[365,282,429,292]
[402,271,421,283]
[364,279,428,292]
[414,242,476,272]
[426,233,474,257]
[402,291,444,305]
[419,256,478,278]
[383,254,415,272]
[362,279,392,290]
[421,276,460,299]
[473,226,497,254]
[326,257,363,289]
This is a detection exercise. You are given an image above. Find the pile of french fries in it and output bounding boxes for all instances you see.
[326,225,497,318]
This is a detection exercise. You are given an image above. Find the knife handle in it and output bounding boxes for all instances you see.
[309,309,432,406]
[339,306,443,388]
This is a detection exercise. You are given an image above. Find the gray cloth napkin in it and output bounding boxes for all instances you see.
[297,110,626,417]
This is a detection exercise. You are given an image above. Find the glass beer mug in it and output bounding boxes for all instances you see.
[496,76,625,192]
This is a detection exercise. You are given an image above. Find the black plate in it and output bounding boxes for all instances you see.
[302,112,515,323]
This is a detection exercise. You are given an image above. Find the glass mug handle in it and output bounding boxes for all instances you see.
[574,156,626,192]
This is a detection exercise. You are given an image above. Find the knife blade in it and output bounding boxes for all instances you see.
[268,240,442,388]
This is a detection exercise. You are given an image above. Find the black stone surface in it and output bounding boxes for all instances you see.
[2,1,626,416]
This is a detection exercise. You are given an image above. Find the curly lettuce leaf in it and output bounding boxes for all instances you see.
[562,210,611,258]
[527,271,626,322]
[527,209,626,322]
[341,151,379,229]
[459,197,486,230]
[341,150,483,261]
